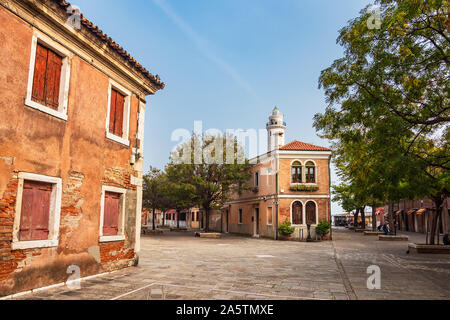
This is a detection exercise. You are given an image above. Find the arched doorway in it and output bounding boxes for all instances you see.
[306,201,317,225]
[292,201,303,225]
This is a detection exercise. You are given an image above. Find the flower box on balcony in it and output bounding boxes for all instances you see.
[290,185,319,192]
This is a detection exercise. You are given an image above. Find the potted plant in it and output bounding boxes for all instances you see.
[315,221,331,240]
[278,220,295,240]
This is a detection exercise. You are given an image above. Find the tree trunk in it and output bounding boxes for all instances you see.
[372,205,377,231]
[360,207,366,230]
[354,209,360,228]
[152,207,156,230]
[205,208,210,232]
[437,210,442,245]
[388,203,394,235]
[430,197,443,245]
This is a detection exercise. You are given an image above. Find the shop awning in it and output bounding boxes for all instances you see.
[416,208,427,215]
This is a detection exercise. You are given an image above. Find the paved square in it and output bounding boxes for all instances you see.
[7,228,450,300]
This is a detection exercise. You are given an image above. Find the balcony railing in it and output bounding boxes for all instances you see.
[266,121,287,127]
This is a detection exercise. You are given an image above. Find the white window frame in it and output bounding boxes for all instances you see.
[290,159,303,185]
[305,200,319,226]
[290,200,305,227]
[105,79,131,147]
[304,160,318,185]
[99,185,127,243]
[12,173,62,250]
[25,32,72,121]
[267,206,273,226]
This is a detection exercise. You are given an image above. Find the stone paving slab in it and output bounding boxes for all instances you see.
[6,228,450,300]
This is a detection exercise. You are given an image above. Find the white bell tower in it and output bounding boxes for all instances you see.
[266,107,286,152]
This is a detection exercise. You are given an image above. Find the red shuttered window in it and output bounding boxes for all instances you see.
[108,88,125,137]
[19,181,52,241]
[103,192,120,236]
[292,201,303,225]
[31,43,63,110]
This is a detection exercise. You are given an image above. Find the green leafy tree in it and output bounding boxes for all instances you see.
[315,0,449,242]
[143,167,166,231]
[166,133,252,232]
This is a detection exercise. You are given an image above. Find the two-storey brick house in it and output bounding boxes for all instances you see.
[219,108,332,240]
[0,0,164,296]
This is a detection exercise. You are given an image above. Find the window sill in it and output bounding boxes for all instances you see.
[99,235,126,243]
[12,239,58,250]
[106,132,130,147]
[25,99,68,121]
[292,224,318,227]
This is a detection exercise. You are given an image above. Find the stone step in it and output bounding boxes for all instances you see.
[195,232,221,239]
[364,231,384,236]
[379,235,409,241]
[408,243,450,254]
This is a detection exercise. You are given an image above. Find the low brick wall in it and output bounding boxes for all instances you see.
[408,243,450,254]
[379,235,409,241]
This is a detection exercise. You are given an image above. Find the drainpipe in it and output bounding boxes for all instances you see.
[274,151,279,241]
[328,154,332,240]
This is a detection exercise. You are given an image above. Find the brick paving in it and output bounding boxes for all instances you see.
[5,228,450,300]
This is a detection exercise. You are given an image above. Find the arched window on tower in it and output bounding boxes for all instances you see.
[305,161,316,183]
[292,201,303,225]
[306,201,317,225]
[291,161,302,183]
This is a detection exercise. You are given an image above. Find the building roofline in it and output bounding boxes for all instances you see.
[54,0,164,91]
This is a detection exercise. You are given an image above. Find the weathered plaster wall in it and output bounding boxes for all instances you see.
[0,5,143,296]
[278,158,330,194]
[225,154,331,240]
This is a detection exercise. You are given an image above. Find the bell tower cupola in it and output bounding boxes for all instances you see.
[266,107,286,152]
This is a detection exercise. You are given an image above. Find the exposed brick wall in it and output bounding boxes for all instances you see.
[0,177,18,280]
[99,241,135,271]
[59,172,85,247]
[103,167,136,191]
[0,177,47,282]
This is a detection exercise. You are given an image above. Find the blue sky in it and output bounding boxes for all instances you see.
[74,0,372,214]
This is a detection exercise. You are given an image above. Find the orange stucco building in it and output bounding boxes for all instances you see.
[0,0,163,296]
[212,108,332,240]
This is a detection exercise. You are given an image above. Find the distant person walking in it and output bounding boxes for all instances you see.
[382,222,390,235]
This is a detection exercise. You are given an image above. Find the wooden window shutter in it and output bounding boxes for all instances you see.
[19,181,52,241]
[31,43,63,110]
[31,182,52,240]
[109,89,117,134]
[103,192,120,236]
[31,44,48,105]
[292,202,303,225]
[19,182,34,241]
[306,202,316,225]
[45,50,63,110]
[114,90,125,137]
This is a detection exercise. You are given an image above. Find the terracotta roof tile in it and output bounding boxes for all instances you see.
[280,140,331,151]
[54,0,165,90]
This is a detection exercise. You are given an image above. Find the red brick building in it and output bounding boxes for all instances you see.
[211,108,332,240]
[385,199,449,235]
[0,0,164,296]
